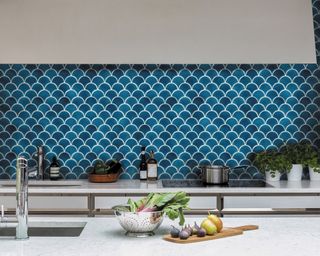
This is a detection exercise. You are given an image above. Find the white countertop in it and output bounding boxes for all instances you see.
[0,216,319,256]
[1,180,320,195]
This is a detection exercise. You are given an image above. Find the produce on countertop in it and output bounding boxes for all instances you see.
[170,226,180,238]
[165,224,259,244]
[92,159,121,175]
[201,219,217,235]
[196,227,206,237]
[170,214,223,240]
[207,213,223,232]
[193,222,206,237]
[179,230,190,240]
[185,225,193,236]
[120,192,190,225]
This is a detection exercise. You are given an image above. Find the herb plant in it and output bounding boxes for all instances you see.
[282,143,314,166]
[282,143,320,173]
[253,150,292,177]
[303,145,320,173]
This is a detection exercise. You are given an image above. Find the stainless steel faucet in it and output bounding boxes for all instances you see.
[27,146,45,180]
[0,156,33,239]
[33,146,44,180]
[16,156,31,239]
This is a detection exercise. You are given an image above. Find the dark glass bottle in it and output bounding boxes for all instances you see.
[139,146,147,181]
[147,151,157,181]
[49,156,60,180]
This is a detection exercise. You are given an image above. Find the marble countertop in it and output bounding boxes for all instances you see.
[0,216,319,256]
[1,180,320,195]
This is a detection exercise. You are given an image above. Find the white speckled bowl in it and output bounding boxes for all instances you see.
[113,205,164,237]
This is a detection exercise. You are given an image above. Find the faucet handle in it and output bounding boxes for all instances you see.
[28,167,37,178]
[33,146,43,157]
[38,146,43,155]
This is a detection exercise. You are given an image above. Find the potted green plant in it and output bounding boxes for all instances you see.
[253,150,292,182]
[303,146,320,181]
[281,143,311,181]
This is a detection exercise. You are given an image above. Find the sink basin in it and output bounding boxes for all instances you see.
[0,180,83,187]
[0,221,86,237]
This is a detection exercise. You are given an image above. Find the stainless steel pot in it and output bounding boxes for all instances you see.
[200,165,230,184]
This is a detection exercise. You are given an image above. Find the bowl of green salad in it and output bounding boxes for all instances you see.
[112,191,189,237]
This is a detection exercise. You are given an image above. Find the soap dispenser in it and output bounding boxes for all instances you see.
[49,156,60,180]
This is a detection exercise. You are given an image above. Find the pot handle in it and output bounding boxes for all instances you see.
[232,165,248,169]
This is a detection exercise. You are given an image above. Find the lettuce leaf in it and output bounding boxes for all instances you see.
[127,192,189,225]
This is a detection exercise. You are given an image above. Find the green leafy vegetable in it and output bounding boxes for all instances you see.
[112,205,130,212]
[126,191,189,225]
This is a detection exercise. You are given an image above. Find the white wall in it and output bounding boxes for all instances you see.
[0,0,316,63]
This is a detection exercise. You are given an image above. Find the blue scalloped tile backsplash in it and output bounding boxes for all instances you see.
[1,1,320,180]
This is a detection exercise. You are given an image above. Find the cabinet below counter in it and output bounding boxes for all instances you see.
[0,180,320,216]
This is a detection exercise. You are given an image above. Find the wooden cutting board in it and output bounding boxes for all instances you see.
[163,225,258,244]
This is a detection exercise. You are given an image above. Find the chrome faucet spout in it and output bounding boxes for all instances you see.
[0,156,34,240]
[37,146,44,180]
[32,146,45,180]
[16,156,32,240]
[30,146,45,180]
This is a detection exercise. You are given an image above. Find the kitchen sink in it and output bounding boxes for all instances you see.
[0,180,82,187]
[0,221,86,237]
